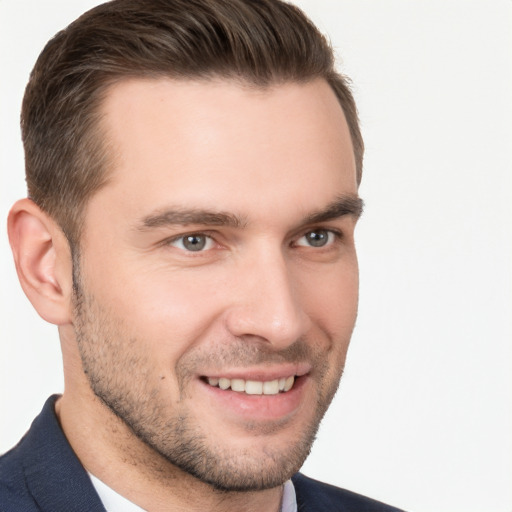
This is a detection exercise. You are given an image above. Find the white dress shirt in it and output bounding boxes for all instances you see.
[90,473,297,512]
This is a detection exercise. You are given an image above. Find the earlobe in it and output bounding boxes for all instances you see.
[8,198,74,326]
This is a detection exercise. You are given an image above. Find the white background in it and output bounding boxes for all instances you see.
[1,1,511,511]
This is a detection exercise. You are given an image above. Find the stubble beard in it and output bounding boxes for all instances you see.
[71,261,345,492]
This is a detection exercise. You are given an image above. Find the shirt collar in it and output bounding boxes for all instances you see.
[90,473,297,512]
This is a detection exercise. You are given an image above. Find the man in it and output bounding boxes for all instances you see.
[1,0,403,510]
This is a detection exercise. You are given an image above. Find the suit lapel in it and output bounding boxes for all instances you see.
[21,395,106,512]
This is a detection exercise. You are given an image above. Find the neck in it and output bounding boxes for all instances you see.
[55,388,283,512]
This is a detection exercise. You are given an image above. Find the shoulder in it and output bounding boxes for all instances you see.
[0,395,105,512]
[0,435,40,511]
[292,473,406,512]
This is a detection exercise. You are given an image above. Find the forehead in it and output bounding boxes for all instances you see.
[90,77,357,224]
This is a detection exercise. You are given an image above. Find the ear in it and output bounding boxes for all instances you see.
[8,198,74,325]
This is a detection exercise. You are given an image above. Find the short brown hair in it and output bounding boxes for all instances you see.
[22,0,364,246]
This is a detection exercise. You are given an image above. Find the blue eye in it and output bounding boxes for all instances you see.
[296,229,336,248]
[170,234,213,252]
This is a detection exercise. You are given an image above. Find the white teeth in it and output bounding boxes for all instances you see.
[219,377,230,390]
[283,376,294,392]
[206,376,296,395]
[245,380,263,395]
[263,379,279,395]
[231,378,245,392]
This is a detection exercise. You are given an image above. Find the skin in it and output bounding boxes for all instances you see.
[9,78,361,512]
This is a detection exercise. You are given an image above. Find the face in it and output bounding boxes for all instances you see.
[72,78,360,491]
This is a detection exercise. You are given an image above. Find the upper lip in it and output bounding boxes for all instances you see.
[200,362,311,381]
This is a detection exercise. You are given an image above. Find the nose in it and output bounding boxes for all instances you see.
[224,248,311,349]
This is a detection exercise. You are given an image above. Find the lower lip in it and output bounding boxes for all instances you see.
[199,375,309,422]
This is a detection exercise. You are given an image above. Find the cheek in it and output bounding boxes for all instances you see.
[84,259,229,356]
[299,260,359,335]
[306,264,358,384]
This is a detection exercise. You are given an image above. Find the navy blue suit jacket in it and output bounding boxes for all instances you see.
[1,396,404,511]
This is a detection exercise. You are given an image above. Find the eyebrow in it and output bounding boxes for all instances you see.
[302,194,364,225]
[137,194,363,231]
[139,208,247,230]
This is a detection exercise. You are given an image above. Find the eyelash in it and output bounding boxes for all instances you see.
[163,228,343,253]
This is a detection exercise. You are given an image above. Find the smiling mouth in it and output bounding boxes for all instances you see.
[203,376,296,395]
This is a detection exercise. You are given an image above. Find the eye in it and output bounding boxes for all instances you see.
[295,229,337,248]
[169,234,214,252]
